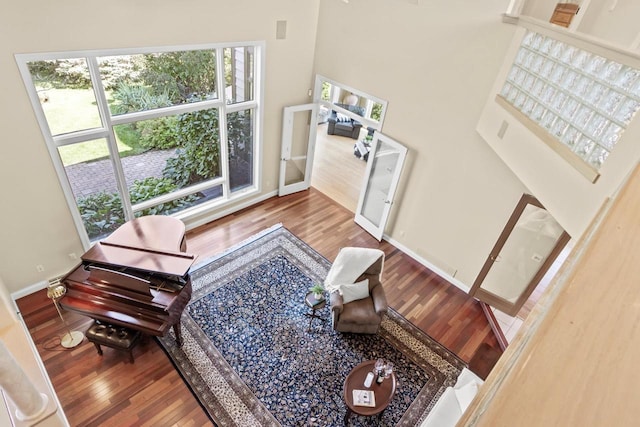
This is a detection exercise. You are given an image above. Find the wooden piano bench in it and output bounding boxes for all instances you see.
[85,320,141,364]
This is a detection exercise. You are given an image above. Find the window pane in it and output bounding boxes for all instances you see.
[58,139,125,241]
[227,109,254,192]
[321,82,332,102]
[100,49,218,115]
[370,102,383,122]
[224,46,255,104]
[134,185,223,217]
[115,108,221,207]
[27,59,102,136]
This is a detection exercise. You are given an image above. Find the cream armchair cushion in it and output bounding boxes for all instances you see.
[338,279,370,304]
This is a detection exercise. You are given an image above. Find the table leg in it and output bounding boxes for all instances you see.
[305,308,316,332]
[344,408,352,426]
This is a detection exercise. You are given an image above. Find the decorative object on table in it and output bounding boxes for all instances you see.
[324,246,387,334]
[308,283,325,300]
[364,371,375,388]
[373,358,394,384]
[352,389,376,407]
[157,224,465,426]
[375,358,386,383]
[46,279,83,348]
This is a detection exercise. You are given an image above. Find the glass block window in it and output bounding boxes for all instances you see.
[500,30,640,170]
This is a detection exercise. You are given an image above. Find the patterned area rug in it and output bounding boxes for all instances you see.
[158,225,465,426]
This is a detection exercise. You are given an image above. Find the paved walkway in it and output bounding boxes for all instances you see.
[65,149,177,198]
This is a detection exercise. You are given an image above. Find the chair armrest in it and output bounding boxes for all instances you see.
[330,291,344,326]
[327,119,337,134]
[330,291,344,314]
[370,284,388,315]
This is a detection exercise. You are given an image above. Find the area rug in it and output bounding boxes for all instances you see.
[157,224,465,426]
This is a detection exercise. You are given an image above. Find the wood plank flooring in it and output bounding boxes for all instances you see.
[310,123,366,212]
[16,188,500,426]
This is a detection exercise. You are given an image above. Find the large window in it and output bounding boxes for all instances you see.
[17,43,262,245]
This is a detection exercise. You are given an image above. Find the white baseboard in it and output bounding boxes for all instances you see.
[383,234,471,293]
[11,280,48,302]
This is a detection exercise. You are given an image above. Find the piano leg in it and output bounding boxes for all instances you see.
[173,323,184,347]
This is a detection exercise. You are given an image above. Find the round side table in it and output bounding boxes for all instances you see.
[343,360,397,425]
[304,292,326,332]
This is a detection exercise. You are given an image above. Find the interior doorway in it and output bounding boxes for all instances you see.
[309,76,388,213]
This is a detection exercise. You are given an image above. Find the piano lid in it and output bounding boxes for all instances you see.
[82,241,196,278]
[81,216,196,278]
[105,215,187,252]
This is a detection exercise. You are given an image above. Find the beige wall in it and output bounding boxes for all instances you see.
[0,0,320,293]
[314,0,529,285]
[521,0,559,21]
[577,0,640,48]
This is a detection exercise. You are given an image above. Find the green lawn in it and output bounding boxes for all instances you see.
[39,88,142,165]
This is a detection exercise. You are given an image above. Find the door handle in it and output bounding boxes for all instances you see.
[490,255,501,262]
[384,200,393,205]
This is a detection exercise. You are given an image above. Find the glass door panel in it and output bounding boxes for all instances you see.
[279,104,317,196]
[355,133,407,241]
[470,194,571,315]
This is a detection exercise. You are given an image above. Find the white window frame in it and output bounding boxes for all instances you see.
[16,41,265,248]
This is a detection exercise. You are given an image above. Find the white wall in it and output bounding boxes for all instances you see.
[314,0,529,286]
[577,0,640,48]
[0,0,320,293]
[522,0,560,21]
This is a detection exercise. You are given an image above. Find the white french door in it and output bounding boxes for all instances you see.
[279,104,318,196]
[354,132,407,241]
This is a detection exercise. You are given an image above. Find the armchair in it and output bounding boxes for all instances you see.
[324,247,387,334]
[327,103,365,140]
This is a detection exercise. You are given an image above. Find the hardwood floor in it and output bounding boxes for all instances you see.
[16,188,500,426]
[310,123,366,213]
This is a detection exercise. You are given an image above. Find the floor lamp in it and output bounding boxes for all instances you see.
[46,281,84,348]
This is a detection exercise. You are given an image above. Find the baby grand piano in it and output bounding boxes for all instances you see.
[59,216,197,346]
